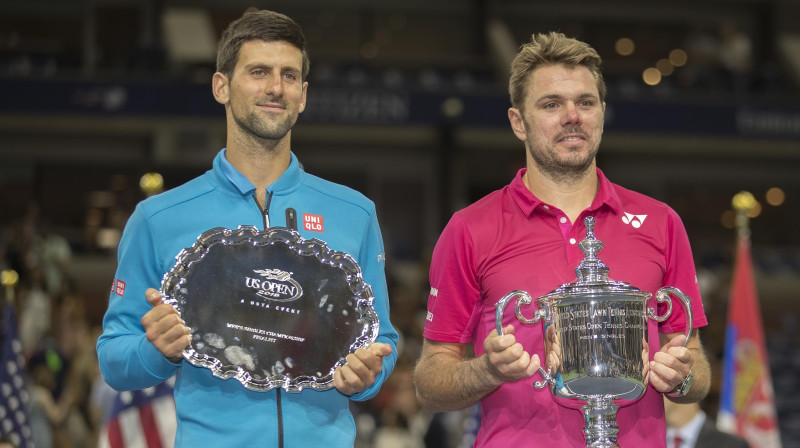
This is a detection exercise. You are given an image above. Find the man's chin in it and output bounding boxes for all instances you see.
[249,122,295,141]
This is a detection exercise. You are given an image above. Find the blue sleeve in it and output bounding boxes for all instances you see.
[96,205,180,391]
[349,206,398,401]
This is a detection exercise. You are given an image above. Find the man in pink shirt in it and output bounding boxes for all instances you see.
[414,32,711,447]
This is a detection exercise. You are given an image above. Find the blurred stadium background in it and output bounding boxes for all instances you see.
[1,1,799,447]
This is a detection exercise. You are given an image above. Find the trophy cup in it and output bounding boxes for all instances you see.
[495,217,693,447]
[161,226,380,392]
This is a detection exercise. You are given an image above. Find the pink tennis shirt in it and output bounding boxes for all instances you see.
[424,168,708,447]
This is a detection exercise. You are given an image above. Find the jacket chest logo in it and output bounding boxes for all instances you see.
[303,213,324,232]
[622,212,647,229]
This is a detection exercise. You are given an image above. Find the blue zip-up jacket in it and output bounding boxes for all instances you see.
[97,149,398,447]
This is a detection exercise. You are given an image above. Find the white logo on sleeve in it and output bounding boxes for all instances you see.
[622,212,647,228]
[426,311,434,322]
[430,287,438,297]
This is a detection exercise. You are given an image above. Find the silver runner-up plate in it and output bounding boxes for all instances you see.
[160,226,379,392]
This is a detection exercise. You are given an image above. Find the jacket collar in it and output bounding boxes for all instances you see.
[212,148,303,197]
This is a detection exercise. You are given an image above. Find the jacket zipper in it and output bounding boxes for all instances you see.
[277,389,284,448]
[252,190,275,230]
[252,190,283,447]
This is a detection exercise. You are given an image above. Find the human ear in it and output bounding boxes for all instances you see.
[212,72,229,105]
[298,81,309,113]
[508,108,527,141]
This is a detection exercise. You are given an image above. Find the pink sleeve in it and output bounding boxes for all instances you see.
[658,208,708,334]
[423,214,482,343]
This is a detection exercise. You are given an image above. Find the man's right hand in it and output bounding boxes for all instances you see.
[141,288,191,362]
[483,324,540,382]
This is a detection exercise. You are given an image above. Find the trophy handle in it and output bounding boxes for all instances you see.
[495,290,542,335]
[495,291,552,389]
[647,286,693,348]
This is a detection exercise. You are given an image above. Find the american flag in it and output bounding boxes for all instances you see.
[0,301,34,448]
[98,378,177,448]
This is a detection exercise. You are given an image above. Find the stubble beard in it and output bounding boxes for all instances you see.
[233,108,297,142]
[528,132,600,184]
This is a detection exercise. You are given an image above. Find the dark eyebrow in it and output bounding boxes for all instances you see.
[243,63,301,74]
[535,94,564,104]
[535,93,599,105]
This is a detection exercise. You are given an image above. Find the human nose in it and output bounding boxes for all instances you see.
[562,103,581,125]
[265,72,283,96]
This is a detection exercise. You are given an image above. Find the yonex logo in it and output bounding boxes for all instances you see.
[622,212,647,228]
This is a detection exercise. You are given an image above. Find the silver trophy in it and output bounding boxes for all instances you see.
[495,217,692,448]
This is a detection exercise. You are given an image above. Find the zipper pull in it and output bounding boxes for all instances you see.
[264,190,274,228]
[252,190,274,230]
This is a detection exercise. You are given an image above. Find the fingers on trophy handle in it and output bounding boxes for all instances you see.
[495,291,554,389]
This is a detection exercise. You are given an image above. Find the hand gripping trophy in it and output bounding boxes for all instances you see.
[495,217,693,448]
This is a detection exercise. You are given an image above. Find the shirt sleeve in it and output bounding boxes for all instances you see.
[423,213,481,343]
[658,207,708,334]
[96,204,180,391]
[349,206,398,402]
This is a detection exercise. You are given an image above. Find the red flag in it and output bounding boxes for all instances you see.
[717,234,782,447]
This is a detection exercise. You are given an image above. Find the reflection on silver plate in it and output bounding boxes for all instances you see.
[160,226,379,392]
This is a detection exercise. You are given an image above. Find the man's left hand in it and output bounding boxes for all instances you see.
[333,342,393,395]
[648,334,692,393]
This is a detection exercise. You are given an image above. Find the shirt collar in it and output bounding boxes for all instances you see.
[509,167,622,217]
[666,410,706,447]
[217,148,303,196]
[219,148,255,194]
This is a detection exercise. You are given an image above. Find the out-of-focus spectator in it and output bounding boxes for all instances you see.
[57,295,99,448]
[35,228,72,298]
[18,267,53,358]
[372,363,428,448]
[27,346,70,448]
[664,400,749,447]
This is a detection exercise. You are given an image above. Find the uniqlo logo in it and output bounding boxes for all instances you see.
[303,213,324,232]
[114,279,126,297]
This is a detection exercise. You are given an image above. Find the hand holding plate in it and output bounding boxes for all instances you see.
[333,342,392,395]
[142,287,191,362]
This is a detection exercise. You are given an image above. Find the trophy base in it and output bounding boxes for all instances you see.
[581,397,621,448]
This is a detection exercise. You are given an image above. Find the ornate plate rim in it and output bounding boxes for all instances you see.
[160,225,379,392]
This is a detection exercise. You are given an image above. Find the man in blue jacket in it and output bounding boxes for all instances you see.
[96,9,398,447]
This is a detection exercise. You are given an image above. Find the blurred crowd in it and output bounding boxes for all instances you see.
[2,205,107,448]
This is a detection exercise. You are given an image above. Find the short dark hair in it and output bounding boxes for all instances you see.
[216,9,310,80]
[509,32,606,111]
